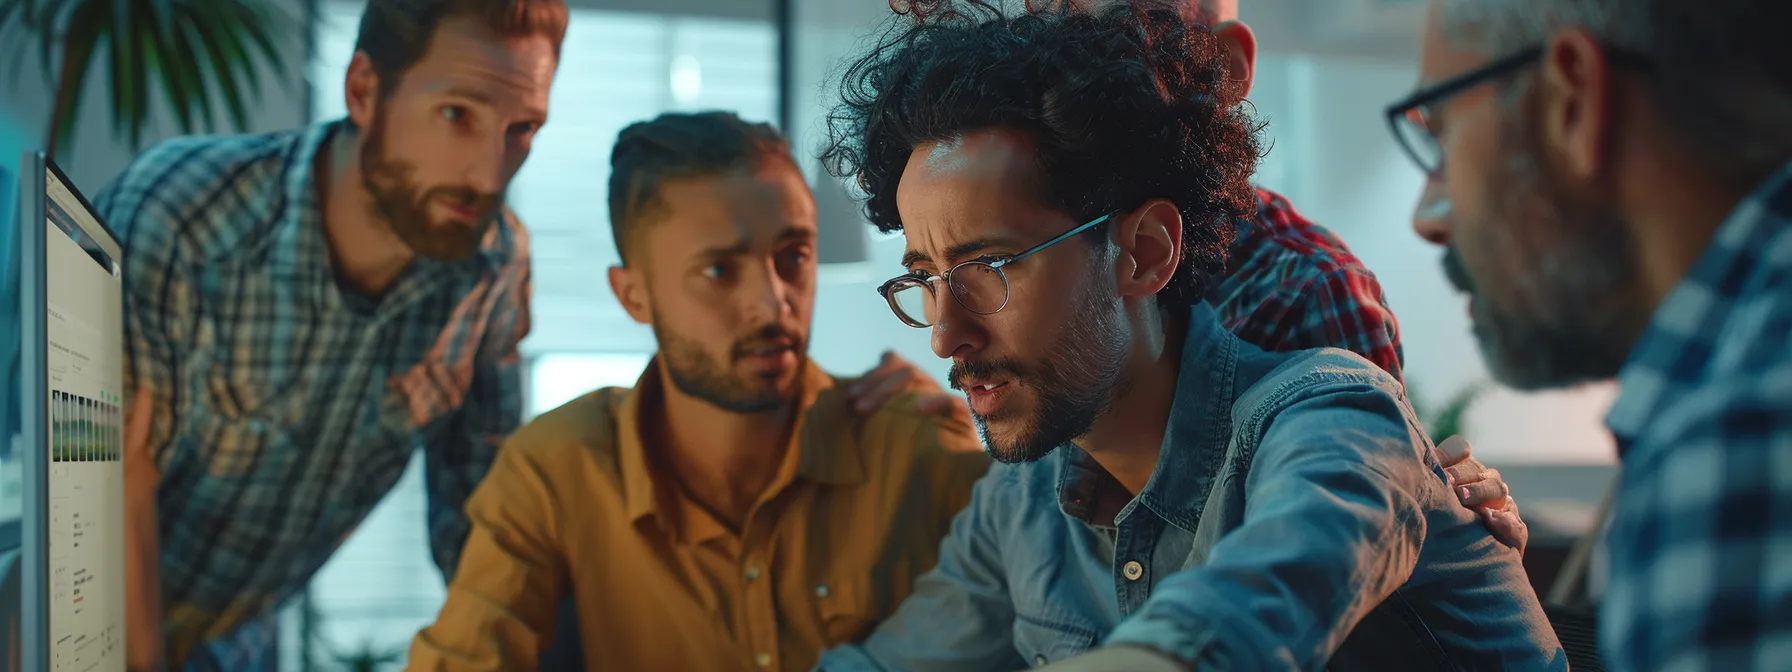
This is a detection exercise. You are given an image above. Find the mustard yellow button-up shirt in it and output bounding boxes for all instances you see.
[406,359,989,671]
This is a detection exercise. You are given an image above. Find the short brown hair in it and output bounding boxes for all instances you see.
[607,111,796,265]
[355,0,570,96]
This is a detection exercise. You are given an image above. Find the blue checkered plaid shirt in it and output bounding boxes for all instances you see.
[1601,160,1792,670]
[95,120,530,668]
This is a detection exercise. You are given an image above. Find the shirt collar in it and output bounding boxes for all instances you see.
[616,356,858,542]
[1055,303,1241,534]
[1605,159,1792,453]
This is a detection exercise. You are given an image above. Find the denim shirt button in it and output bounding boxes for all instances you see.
[1034,654,1048,667]
[1122,560,1144,581]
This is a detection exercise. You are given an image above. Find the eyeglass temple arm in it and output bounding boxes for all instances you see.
[1002,213,1115,267]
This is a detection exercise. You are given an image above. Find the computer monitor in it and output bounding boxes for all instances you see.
[16,151,128,671]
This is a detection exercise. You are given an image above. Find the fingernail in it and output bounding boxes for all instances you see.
[1459,486,1472,501]
[1445,469,1457,486]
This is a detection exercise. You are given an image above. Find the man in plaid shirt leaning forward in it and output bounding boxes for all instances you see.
[101,1,569,668]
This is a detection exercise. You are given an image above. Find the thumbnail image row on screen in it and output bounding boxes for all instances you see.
[50,390,121,463]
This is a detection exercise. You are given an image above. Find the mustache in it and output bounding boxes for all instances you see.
[1441,246,1476,294]
[428,185,503,214]
[947,359,1026,391]
[730,324,804,358]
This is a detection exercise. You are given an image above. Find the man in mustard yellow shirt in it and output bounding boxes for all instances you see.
[404,111,990,671]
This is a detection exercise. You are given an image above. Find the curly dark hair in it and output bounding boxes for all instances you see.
[821,1,1263,307]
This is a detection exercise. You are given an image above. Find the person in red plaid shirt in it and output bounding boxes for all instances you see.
[846,0,1528,554]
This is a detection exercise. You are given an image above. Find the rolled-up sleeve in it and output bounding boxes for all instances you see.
[1104,381,1430,671]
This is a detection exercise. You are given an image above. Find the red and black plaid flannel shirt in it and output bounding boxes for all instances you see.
[1208,189,1405,382]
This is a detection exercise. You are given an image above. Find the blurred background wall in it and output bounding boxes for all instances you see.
[0,1,1617,667]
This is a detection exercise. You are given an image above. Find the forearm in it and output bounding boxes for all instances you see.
[123,385,166,672]
[123,457,165,672]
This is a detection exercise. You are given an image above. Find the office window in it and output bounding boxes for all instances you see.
[529,352,654,417]
[296,3,777,667]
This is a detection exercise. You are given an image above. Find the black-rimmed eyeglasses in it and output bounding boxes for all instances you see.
[1386,45,1653,176]
[1385,47,1544,176]
[877,213,1113,328]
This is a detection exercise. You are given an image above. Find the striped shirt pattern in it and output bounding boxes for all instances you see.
[1210,189,1406,382]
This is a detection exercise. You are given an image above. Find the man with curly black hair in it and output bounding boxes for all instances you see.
[844,0,1532,552]
[813,4,1566,671]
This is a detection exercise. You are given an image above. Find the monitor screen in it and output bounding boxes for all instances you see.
[16,154,128,671]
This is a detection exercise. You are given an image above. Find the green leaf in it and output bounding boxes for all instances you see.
[131,13,175,142]
[212,12,261,105]
[223,1,291,97]
[171,18,220,131]
[50,3,106,154]
[0,0,64,85]
[3,0,295,154]
[151,7,210,135]
[32,1,63,85]
[184,10,252,134]
[106,0,136,144]
[0,1,35,88]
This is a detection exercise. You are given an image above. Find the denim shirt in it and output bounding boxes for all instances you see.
[816,304,1566,671]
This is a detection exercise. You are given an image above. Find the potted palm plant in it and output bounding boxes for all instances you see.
[1,1,293,455]
[0,0,295,158]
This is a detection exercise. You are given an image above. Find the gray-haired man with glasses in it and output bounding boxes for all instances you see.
[811,3,1565,671]
[1393,0,1792,669]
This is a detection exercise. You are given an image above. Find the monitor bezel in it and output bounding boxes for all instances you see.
[19,149,47,672]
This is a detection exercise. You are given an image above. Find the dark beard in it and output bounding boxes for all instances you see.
[358,110,502,262]
[950,276,1130,464]
[657,322,807,414]
[1447,112,1645,390]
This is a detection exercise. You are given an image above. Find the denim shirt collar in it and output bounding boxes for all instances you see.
[1055,302,1241,534]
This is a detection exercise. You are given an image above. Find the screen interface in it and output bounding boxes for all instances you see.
[43,167,126,671]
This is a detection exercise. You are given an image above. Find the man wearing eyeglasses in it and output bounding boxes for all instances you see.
[812,4,1564,671]
[1392,1,1792,669]
[846,0,1531,553]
